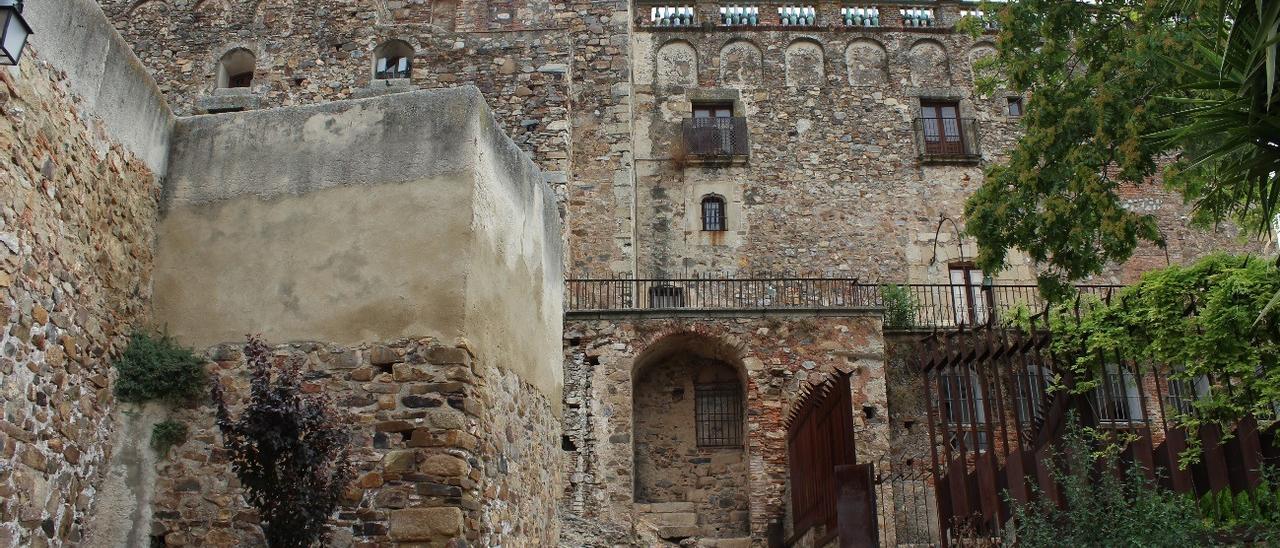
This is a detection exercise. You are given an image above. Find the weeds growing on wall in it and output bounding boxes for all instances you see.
[880,284,917,329]
[113,332,207,403]
[213,335,354,548]
[150,420,189,455]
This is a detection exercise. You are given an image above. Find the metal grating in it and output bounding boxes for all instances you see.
[695,382,743,447]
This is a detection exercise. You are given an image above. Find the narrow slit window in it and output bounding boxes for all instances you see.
[695,382,743,447]
[702,195,726,231]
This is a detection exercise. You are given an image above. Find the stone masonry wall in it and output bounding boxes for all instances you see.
[0,53,162,545]
[561,314,885,544]
[633,355,750,538]
[97,0,573,177]
[151,337,559,547]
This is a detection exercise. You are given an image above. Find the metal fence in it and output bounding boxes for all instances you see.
[913,117,981,161]
[565,278,1122,328]
[682,117,750,158]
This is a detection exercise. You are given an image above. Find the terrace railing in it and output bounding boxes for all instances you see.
[565,278,1123,328]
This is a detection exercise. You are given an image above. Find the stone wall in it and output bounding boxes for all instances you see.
[560,314,885,544]
[149,337,560,546]
[154,86,564,405]
[633,356,750,538]
[95,0,572,176]
[0,22,167,548]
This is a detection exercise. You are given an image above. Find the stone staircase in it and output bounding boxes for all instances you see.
[634,502,752,547]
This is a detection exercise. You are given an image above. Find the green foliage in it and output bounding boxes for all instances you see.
[1011,415,1207,546]
[113,332,208,404]
[964,0,1278,296]
[880,284,917,329]
[1196,470,1280,542]
[1041,254,1280,452]
[150,420,189,455]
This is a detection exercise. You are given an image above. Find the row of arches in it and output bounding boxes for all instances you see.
[212,39,415,89]
[656,37,997,89]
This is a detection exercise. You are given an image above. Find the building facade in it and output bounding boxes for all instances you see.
[16,0,1262,545]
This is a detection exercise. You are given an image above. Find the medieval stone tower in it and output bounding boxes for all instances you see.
[0,0,1260,546]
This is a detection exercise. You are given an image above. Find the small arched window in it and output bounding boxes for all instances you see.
[701,195,726,232]
[374,40,414,80]
[217,48,256,88]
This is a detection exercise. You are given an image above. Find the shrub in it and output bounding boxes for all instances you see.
[213,335,354,548]
[114,332,207,404]
[880,284,917,329]
[150,420,189,455]
[1197,467,1280,542]
[1011,416,1206,546]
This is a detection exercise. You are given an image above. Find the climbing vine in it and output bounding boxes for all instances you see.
[1039,254,1279,459]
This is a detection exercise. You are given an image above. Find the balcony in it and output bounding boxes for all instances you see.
[682,117,749,162]
[565,278,1122,329]
[913,117,981,163]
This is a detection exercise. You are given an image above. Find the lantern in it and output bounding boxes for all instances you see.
[0,0,32,66]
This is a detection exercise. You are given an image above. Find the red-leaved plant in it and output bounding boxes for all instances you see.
[212,335,354,548]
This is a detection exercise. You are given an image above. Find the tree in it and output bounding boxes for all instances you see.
[212,335,354,548]
[964,0,1279,299]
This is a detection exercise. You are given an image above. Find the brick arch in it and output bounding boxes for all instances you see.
[631,326,747,375]
[631,329,752,539]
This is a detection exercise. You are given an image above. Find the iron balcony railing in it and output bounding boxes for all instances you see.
[565,278,1123,328]
[682,117,750,159]
[913,117,981,161]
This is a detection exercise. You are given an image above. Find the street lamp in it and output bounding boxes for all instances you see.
[0,0,33,66]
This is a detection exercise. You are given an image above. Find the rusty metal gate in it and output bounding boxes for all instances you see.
[913,320,1279,545]
[784,372,877,547]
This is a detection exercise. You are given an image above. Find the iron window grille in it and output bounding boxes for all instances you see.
[937,367,989,452]
[1089,364,1146,427]
[1165,374,1209,417]
[695,382,743,447]
[648,285,685,308]
[702,196,726,231]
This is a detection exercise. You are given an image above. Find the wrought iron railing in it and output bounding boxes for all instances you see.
[565,278,1123,327]
[913,117,981,161]
[682,117,749,158]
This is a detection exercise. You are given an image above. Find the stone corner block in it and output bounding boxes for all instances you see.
[388,507,463,541]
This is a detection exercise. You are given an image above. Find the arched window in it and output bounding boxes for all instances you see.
[701,195,726,231]
[217,48,255,88]
[374,40,414,80]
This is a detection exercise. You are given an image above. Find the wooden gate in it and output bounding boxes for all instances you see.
[785,373,877,547]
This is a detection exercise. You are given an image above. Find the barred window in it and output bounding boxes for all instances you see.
[695,382,742,447]
[1090,363,1145,426]
[937,366,989,451]
[702,195,726,231]
[374,39,414,80]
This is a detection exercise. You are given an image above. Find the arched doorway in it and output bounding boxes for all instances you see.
[632,333,751,539]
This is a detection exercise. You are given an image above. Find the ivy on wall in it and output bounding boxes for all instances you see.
[1036,254,1279,459]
